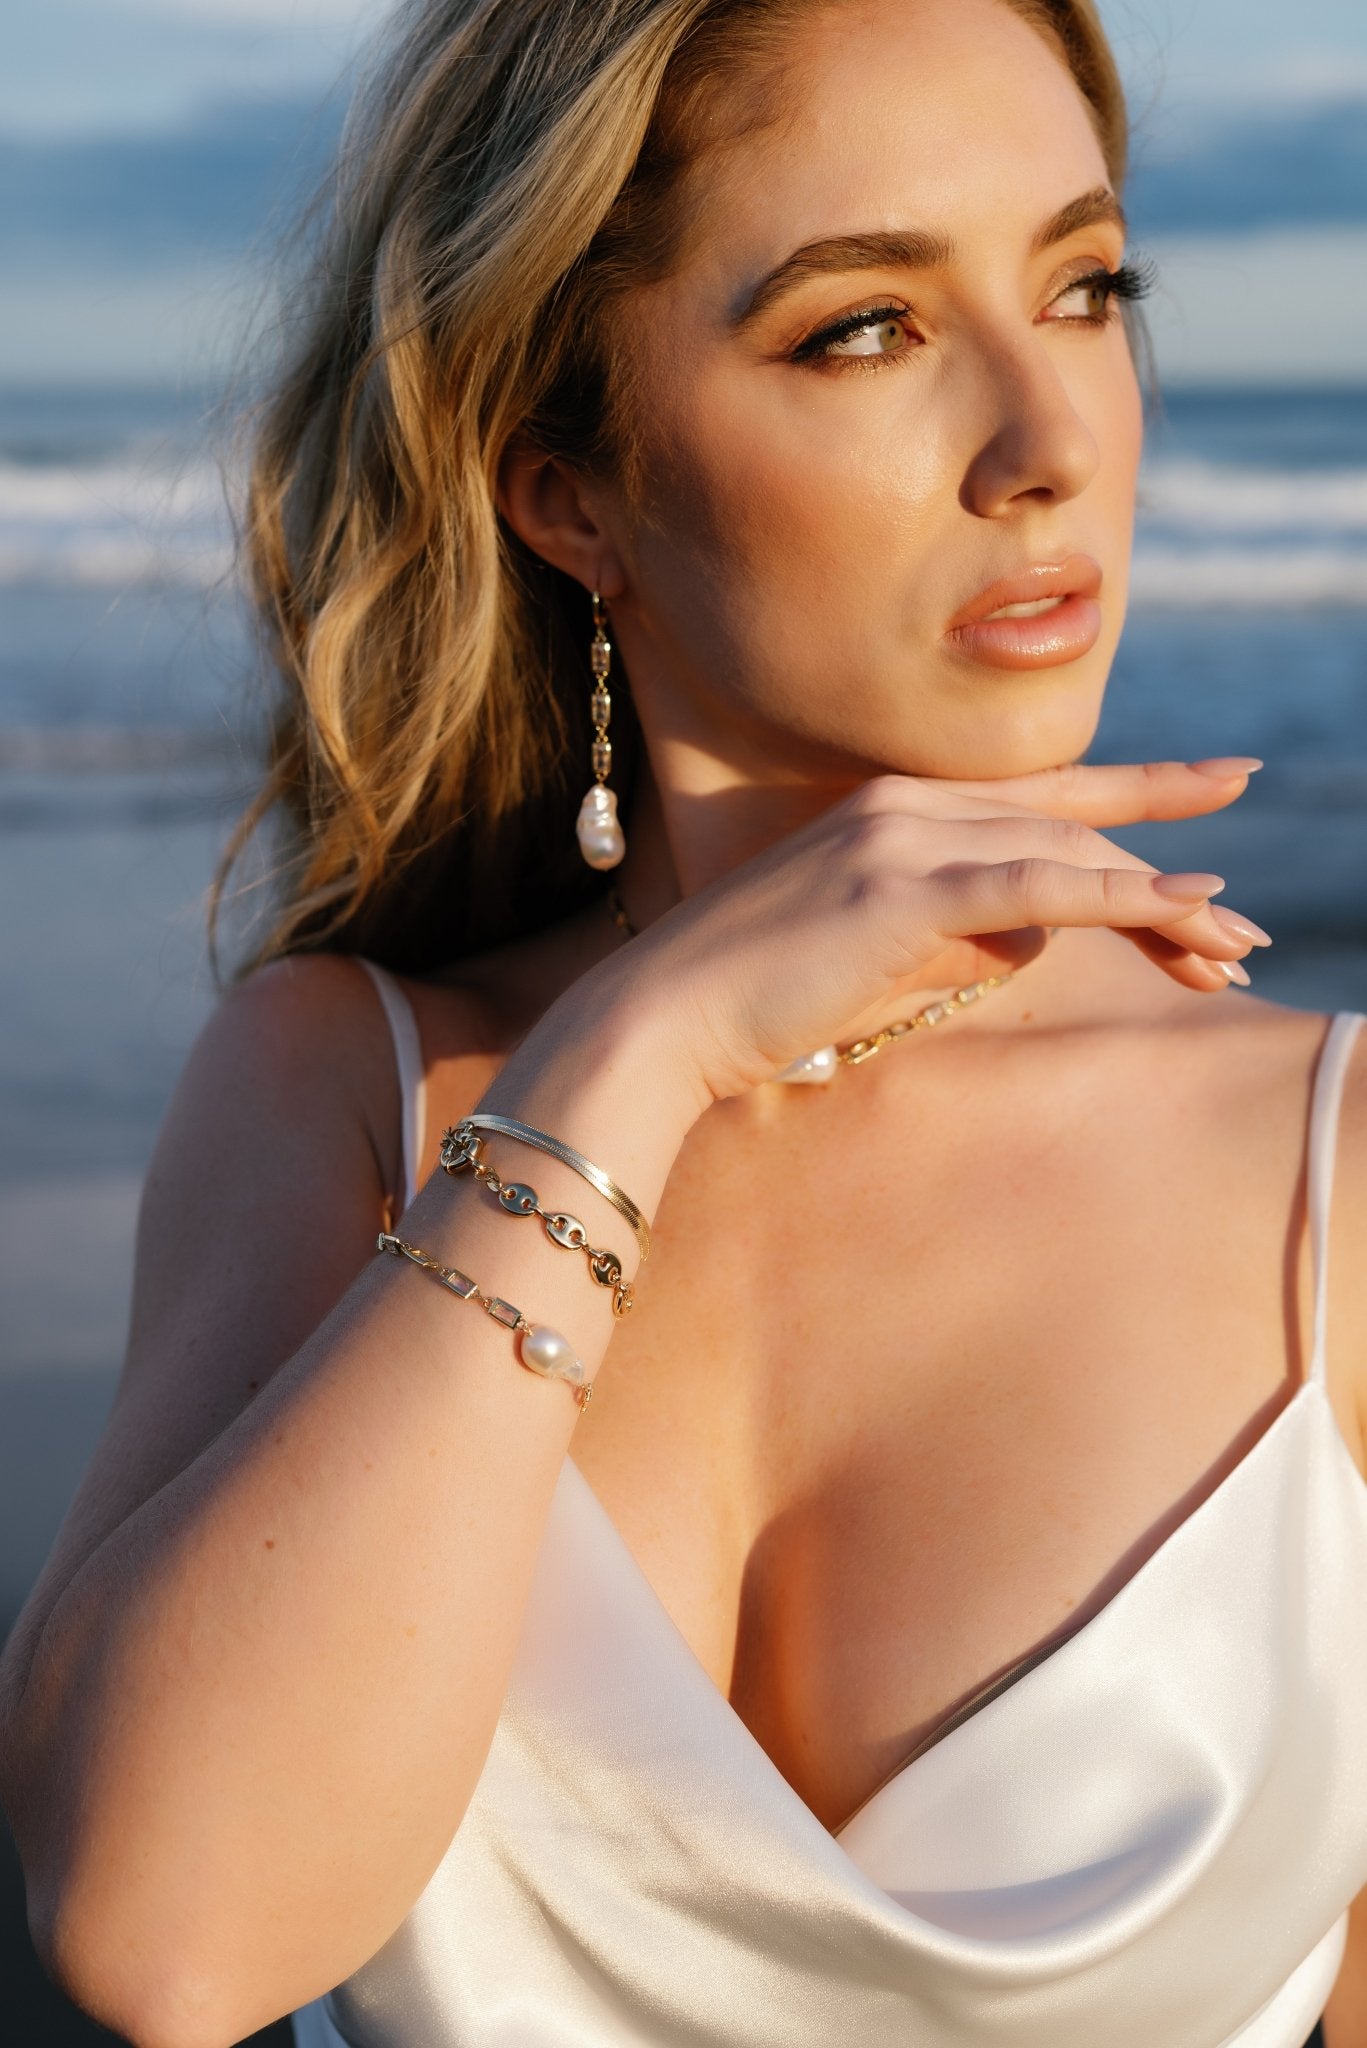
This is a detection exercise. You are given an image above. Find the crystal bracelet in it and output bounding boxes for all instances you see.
[376,1232,592,1408]
[439,1127,633,1317]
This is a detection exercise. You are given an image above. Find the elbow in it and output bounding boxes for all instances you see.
[3,1635,228,2047]
[4,1706,243,2048]
[1,1646,266,2048]
[33,1887,240,2048]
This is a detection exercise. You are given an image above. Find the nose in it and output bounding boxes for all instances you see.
[958,338,1101,518]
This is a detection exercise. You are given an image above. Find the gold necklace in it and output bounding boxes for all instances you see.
[604,886,1018,1083]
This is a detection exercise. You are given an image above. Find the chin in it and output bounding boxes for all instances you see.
[881,676,1109,783]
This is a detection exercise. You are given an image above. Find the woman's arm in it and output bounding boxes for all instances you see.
[0,951,698,2048]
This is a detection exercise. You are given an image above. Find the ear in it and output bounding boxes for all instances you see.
[496,437,626,599]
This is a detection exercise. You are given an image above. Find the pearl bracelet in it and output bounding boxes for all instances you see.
[376,1231,592,1408]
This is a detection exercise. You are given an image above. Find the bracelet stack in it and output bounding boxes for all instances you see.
[375,1115,650,1414]
[451,1114,651,1261]
[439,1124,635,1317]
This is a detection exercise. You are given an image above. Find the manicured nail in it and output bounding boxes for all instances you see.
[1191,756,1264,778]
[1210,905,1273,948]
[1152,872,1227,902]
[1218,959,1252,987]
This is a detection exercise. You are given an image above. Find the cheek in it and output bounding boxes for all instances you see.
[1089,342,1146,595]
[628,358,958,670]
[1095,312,1145,453]
[1103,345,1145,496]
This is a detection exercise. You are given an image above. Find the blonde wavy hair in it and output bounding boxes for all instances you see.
[216,0,1136,977]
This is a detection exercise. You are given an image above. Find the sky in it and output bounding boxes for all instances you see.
[5,0,1365,134]
[2,0,1364,383]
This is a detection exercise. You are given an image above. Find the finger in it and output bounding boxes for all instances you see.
[925,756,1263,828]
[919,860,1238,949]
[1209,904,1273,949]
[1121,925,1254,993]
[930,815,1254,961]
[1139,894,1270,964]
[1136,902,1271,970]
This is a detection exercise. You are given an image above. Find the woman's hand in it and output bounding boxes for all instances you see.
[597,756,1267,1108]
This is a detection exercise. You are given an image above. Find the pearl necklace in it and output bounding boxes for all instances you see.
[604,887,1018,1085]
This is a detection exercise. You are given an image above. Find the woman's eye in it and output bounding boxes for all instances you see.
[1045,259,1155,325]
[793,306,915,366]
[1048,272,1114,321]
[827,314,909,359]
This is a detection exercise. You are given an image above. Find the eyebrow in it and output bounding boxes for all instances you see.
[730,186,1128,330]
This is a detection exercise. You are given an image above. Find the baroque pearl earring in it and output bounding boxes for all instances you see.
[575,590,626,870]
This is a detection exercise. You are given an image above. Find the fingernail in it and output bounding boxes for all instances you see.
[1191,756,1264,779]
[1152,872,1227,902]
[1218,959,1252,987]
[1210,905,1273,948]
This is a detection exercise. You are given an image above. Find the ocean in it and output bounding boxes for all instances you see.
[0,379,1364,1561]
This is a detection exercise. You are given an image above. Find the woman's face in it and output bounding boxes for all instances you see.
[595,0,1145,788]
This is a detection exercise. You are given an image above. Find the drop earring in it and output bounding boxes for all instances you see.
[575,590,626,870]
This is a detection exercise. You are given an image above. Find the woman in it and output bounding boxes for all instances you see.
[2,0,1364,2043]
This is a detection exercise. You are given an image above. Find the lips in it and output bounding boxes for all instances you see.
[944,553,1104,671]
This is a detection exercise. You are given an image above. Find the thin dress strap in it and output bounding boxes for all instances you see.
[354,957,427,1214]
[1307,1011,1364,1389]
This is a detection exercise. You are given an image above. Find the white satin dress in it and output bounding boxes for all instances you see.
[292,967,1367,2048]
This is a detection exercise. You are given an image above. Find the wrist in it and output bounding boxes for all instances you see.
[473,967,704,1235]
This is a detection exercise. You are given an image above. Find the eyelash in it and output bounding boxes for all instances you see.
[791,256,1157,369]
[1065,256,1158,320]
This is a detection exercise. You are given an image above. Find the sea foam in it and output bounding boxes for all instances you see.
[2,449,1364,604]
[0,456,233,588]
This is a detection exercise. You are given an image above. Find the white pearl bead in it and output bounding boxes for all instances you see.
[773,1044,839,1085]
[576,785,625,871]
[519,1323,587,1387]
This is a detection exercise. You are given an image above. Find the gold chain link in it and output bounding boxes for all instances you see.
[440,1127,634,1316]
[606,886,1017,1070]
[835,970,1015,1064]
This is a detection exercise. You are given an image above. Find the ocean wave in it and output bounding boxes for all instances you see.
[1129,546,1367,606]
[0,456,234,588]
[0,727,241,773]
[1138,457,1367,535]
[0,539,235,587]
[2,450,1366,602]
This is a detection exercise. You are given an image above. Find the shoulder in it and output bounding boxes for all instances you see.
[1197,987,1367,1211]
[1331,1007,1367,1145]
[137,953,412,1296]
[1189,990,1367,1449]
[1228,994,1367,1447]
[124,949,506,1423]
[171,951,401,1189]
[195,949,386,1071]
[1328,1008,1367,1433]
[173,950,502,1204]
